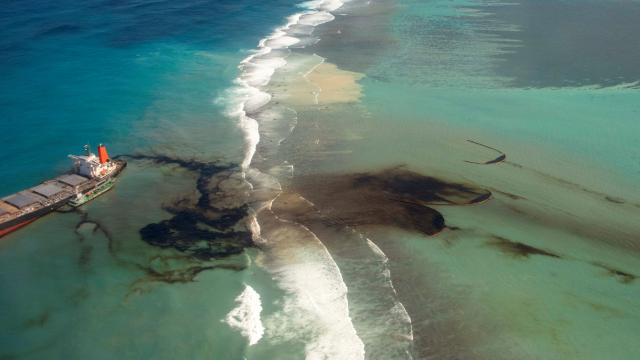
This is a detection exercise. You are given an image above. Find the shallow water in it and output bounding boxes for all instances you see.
[2,0,640,359]
[251,0,640,358]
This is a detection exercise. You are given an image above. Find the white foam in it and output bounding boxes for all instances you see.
[218,3,357,351]
[366,238,414,344]
[248,213,264,244]
[299,0,345,12]
[244,91,271,114]
[263,216,365,359]
[217,18,298,170]
[264,35,301,49]
[217,0,348,170]
[241,57,288,87]
[366,238,389,263]
[299,11,335,26]
[225,284,265,346]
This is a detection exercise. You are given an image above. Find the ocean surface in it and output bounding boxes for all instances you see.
[1,0,639,359]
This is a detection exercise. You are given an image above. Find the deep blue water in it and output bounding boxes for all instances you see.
[0,0,298,195]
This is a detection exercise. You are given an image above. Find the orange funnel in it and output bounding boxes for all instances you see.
[97,144,109,164]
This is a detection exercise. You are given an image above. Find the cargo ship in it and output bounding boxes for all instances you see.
[0,144,126,238]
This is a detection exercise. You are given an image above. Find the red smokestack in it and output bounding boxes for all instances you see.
[98,144,109,164]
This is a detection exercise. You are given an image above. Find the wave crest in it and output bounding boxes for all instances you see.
[225,284,265,346]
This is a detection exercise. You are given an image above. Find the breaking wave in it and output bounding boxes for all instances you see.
[225,284,264,346]
[365,238,414,345]
[260,210,366,359]
[217,1,371,357]
[218,0,343,170]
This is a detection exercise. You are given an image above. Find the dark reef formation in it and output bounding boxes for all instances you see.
[117,154,254,261]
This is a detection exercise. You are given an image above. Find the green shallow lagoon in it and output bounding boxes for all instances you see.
[265,0,640,358]
[2,0,640,359]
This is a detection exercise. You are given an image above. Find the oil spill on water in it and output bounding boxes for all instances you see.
[49,154,253,291]
[285,166,492,236]
[591,262,637,284]
[75,211,115,249]
[133,262,245,286]
[56,157,637,291]
[505,160,640,208]
[464,140,506,165]
[118,154,254,261]
[282,165,637,288]
[604,196,625,204]
[53,207,117,271]
[267,167,497,359]
[490,189,527,201]
[483,234,637,285]
[486,235,561,259]
[460,141,636,208]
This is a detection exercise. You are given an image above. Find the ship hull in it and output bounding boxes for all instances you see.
[0,202,62,237]
[0,218,38,237]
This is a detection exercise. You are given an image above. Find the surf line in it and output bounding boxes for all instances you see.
[464,139,506,165]
[364,237,415,346]
[225,284,265,346]
[223,0,348,171]
[218,0,366,352]
[267,191,366,358]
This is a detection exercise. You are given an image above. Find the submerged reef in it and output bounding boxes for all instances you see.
[118,154,254,261]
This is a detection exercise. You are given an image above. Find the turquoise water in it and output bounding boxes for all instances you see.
[0,0,299,193]
[261,0,640,358]
[365,0,640,181]
[0,0,300,358]
[2,0,640,359]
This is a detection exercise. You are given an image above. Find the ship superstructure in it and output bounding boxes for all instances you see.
[0,144,126,238]
[69,144,119,179]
